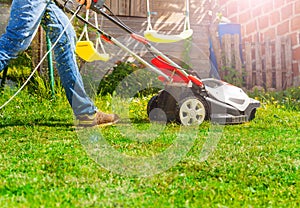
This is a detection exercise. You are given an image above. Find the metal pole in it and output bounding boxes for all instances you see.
[46,34,55,98]
[0,66,8,91]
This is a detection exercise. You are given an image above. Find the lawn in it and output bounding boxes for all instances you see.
[0,87,299,207]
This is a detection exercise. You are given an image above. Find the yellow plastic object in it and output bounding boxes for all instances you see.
[144,29,193,43]
[75,41,109,62]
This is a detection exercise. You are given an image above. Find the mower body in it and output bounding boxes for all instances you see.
[202,78,260,124]
[147,78,260,125]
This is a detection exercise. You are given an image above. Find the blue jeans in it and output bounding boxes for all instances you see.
[0,0,97,116]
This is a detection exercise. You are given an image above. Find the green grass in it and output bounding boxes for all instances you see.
[0,87,299,207]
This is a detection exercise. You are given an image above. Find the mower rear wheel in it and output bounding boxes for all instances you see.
[177,96,208,126]
[147,95,166,122]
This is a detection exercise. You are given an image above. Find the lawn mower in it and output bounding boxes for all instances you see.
[57,0,260,126]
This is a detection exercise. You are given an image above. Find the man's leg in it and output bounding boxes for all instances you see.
[0,0,48,71]
[0,0,118,125]
[41,2,98,116]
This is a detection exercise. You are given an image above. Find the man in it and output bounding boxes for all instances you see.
[0,0,119,126]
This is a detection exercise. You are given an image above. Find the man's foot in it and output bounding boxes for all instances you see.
[76,111,120,127]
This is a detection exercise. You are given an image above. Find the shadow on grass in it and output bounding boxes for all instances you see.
[0,117,74,129]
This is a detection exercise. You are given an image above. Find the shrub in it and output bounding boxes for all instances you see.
[97,61,161,97]
[250,86,300,111]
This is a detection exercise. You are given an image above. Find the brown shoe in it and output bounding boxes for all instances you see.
[76,111,119,127]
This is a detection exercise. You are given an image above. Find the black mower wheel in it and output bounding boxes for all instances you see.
[147,95,166,122]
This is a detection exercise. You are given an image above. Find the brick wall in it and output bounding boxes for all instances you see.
[219,0,300,85]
